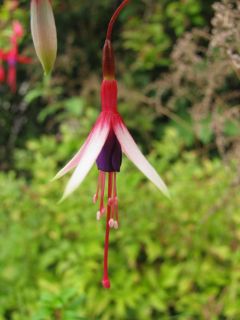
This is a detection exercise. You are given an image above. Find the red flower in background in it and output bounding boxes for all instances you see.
[0,21,31,92]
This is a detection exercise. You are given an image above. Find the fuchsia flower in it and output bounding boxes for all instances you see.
[0,21,31,92]
[54,0,169,288]
[5,22,31,92]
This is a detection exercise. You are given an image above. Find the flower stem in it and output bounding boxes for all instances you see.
[106,0,130,41]
[102,172,113,289]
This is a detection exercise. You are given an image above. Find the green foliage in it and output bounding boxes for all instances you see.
[0,0,239,319]
[122,0,214,72]
[0,126,239,319]
[166,0,204,35]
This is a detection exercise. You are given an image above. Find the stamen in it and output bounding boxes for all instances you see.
[93,194,98,204]
[108,218,114,228]
[96,207,106,221]
[96,211,101,221]
[113,221,119,229]
[113,173,119,225]
[99,171,106,213]
[94,171,107,219]
[93,172,101,203]
[113,196,118,205]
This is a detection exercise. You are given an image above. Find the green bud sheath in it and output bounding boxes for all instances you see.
[31,0,57,75]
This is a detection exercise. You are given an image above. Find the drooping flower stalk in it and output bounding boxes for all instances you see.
[54,0,169,288]
[30,0,57,75]
[106,0,130,41]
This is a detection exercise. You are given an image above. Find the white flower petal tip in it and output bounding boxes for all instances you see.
[50,173,61,182]
[30,0,57,75]
[52,143,87,182]
[50,167,72,182]
[58,195,65,204]
[114,119,171,199]
[58,190,70,204]
[149,173,171,200]
[160,185,171,200]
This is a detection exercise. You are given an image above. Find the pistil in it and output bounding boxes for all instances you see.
[102,172,113,289]
[93,170,120,287]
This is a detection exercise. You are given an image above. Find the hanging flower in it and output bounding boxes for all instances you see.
[30,0,57,75]
[6,50,31,93]
[54,0,170,288]
[5,22,31,92]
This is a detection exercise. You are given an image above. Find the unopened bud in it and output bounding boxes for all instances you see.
[31,0,57,75]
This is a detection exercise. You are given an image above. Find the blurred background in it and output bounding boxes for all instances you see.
[0,0,240,319]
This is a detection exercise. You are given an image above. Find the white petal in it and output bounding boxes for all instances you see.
[114,119,170,198]
[52,143,86,181]
[60,115,111,201]
[53,119,101,181]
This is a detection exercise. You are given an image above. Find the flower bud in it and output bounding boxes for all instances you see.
[30,0,57,75]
